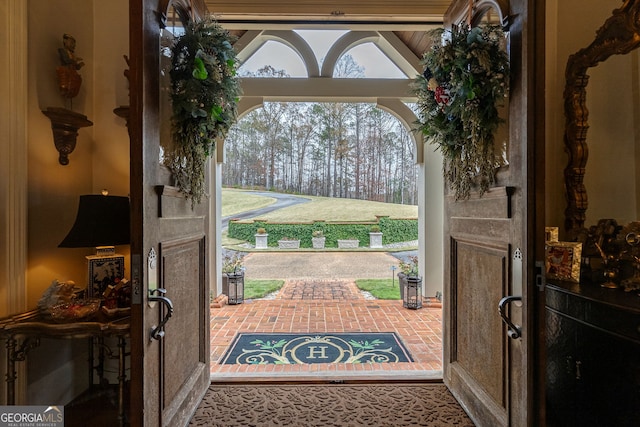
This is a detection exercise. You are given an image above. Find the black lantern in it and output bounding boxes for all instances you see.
[403,276,423,309]
[226,272,245,305]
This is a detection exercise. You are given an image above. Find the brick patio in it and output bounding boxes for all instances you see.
[209,278,443,381]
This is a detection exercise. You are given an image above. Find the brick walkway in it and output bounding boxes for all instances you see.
[210,279,443,381]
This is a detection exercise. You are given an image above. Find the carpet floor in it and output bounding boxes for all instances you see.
[189,382,474,426]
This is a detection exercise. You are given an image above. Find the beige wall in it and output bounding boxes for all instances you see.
[27,0,129,308]
[22,0,129,405]
[546,0,639,237]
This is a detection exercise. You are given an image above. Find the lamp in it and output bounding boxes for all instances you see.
[59,193,130,298]
[226,272,245,305]
[403,276,423,309]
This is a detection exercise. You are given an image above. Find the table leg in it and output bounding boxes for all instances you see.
[118,336,126,426]
[5,337,16,405]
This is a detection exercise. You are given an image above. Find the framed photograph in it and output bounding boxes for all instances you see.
[545,226,559,242]
[545,242,582,283]
[86,254,125,298]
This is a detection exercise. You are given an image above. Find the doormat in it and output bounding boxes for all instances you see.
[220,332,413,365]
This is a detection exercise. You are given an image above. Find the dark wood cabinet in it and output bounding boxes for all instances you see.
[546,282,640,427]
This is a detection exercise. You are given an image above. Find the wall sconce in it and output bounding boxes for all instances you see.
[42,107,93,166]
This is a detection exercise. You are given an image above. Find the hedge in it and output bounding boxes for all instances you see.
[228,217,417,248]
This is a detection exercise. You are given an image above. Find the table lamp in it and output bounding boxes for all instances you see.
[59,193,130,298]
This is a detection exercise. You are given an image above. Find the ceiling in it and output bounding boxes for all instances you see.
[204,0,452,59]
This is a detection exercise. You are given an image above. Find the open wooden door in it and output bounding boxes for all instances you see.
[129,0,211,425]
[441,1,545,426]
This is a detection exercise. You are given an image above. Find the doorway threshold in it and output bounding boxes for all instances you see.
[211,368,443,383]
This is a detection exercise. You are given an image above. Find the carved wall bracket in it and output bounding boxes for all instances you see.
[42,107,93,165]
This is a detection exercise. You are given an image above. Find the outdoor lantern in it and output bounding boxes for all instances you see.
[403,276,423,309]
[226,272,245,305]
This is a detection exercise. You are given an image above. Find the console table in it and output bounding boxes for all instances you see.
[545,281,640,426]
[0,309,130,426]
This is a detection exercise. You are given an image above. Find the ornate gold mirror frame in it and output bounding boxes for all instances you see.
[564,0,640,237]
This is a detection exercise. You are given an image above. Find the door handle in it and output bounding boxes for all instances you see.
[498,295,522,339]
[149,288,174,341]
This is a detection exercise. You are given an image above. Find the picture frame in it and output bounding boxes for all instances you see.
[545,242,582,283]
[545,226,559,242]
[86,254,125,298]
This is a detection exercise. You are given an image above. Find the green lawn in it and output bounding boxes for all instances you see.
[222,189,417,222]
[244,279,284,299]
[222,189,276,217]
[355,279,401,300]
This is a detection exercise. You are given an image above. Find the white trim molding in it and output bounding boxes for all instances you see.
[0,0,28,317]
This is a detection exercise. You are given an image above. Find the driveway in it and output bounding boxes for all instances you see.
[242,252,402,280]
[222,191,311,230]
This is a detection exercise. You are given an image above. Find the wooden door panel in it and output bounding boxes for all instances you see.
[451,239,509,409]
[160,235,207,414]
[445,186,517,427]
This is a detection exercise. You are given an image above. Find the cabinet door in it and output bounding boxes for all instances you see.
[545,308,579,426]
[576,321,640,427]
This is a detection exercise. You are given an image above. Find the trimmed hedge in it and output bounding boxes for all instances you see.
[228,217,417,248]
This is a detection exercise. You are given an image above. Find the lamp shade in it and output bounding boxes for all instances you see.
[58,195,130,248]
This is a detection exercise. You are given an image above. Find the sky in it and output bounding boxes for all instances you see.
[239,29,406,78]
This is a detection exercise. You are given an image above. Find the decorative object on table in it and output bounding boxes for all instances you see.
[165,16,241,206]
[49,298,101,322]
[619,221,640,293]
[220,332,413,365]
[545,227,559,242]
[311,230,326,249]
[369,225,383,249]
[580,218,623,285]
[43,33,93,165]
[37,279,82,316]
[544,241,582,283]
[58,192,130,300]
[254,228,268,249]
[413,24,510,200]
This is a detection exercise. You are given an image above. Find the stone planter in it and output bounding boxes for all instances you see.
[255,233,268,249]
[337,239,359,249]
[369,232,383,248]
[278,239,300,249]
[312,236,326,249]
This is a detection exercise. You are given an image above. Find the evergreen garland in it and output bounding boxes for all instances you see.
[414,25,509,200]
[167,16,241,205]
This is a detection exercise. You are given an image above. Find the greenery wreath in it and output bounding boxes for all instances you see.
[414,24,509,200]
[167,16,241,205]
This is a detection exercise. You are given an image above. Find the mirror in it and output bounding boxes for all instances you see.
[563,0,640,238]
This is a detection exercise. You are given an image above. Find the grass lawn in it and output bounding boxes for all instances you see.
[244,279,284,299]
[223,189,417,222]
[355,279,401,300]
[222,189,276,217]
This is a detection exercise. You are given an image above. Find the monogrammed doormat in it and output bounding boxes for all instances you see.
[220,332,413,365]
